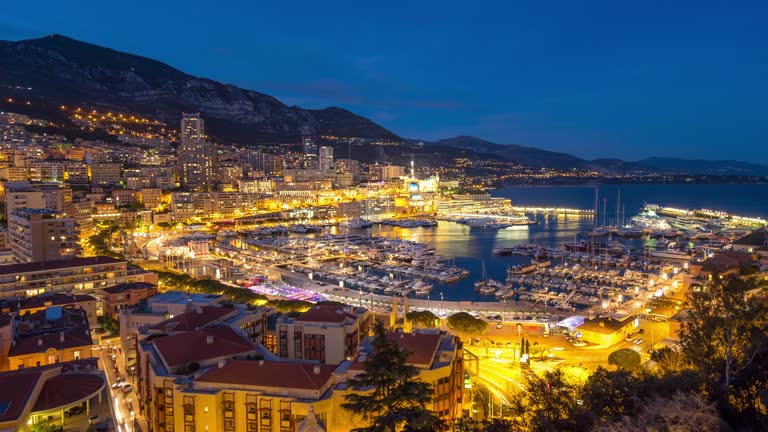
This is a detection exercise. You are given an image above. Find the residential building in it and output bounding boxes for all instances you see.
[276,305,371,365]
[1,292,99,330]
[137,327,463,432]
[318,146,333,171]
[8,208,78,263]
[102,282,158,319]
[7,307,94,370]
[381,165,406,180]
[179,113,218,191]
[90,163,122,186]
[0,256,128,299]
[139,188,163,209]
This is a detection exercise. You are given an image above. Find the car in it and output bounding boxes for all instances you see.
[524,316,533,320]
[122,384,133,393]
[496,323,503,329]
[505,342,512,348]
[634,338,643,345]
[64,405,86,418]
[625,335,633,342]
[88,415,99,425]
[638,329,645,334]
[116,376,124,383]
[572,340,588,347]
[495,342,503,347]
[474,338,481,346]
[111,382,123,389]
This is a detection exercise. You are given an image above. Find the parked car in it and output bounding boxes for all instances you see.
[638,328,645,334]
[64,405,85,418]
[633,338,643,345]
[122,384,133,393]
[572,340,588,347]
[496,323,503,329]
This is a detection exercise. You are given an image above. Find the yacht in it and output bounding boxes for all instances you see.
[340,218,373,229]
[648,250,692,261]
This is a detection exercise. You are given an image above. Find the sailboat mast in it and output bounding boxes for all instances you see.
[593,188,599,229]
[616,189,621,228]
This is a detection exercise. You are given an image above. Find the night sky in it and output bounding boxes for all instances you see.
[2,1,767,163]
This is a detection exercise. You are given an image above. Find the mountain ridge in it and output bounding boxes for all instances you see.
[418,136,768,176]
[0,34,400,144]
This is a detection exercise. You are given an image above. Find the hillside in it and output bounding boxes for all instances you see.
[0,34,400,145]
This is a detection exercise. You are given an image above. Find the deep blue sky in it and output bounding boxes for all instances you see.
[2,1,767,162]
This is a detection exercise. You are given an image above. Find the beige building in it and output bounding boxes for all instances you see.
[276,305,371,365]
[139,188,163,209]
[8,208,79,263]
[90,163,122,186]
[0,256,129,299]
[137,325,463,432]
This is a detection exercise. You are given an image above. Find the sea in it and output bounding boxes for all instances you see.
[367,183,768,302]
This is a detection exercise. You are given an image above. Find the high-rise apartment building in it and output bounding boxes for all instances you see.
[301,136,317,156]
[318,146,334,171]
[178,113,218,191]
[8,208,79,263]
[181,112,205,145]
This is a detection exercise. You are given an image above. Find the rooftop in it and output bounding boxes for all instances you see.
[0,367,47,423]
[0,256,125,277]
[151,325,255,369]
[103,282,157,294]
[578,315,635,335]
[16,293,96,311]
[148,290,226,306]
[148,305,235,333]
[351,331,443,371]
[196,360,336,390]
[10,325,94,357]
[293,305,365,324]
[734,228,768,247]
[31,373,104,412]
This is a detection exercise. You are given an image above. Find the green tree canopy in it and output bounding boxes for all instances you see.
[679,275,768,427]
[447,312,488,338]
[342,321,445,432]
[406,310,439,329]
[608,348,642,371]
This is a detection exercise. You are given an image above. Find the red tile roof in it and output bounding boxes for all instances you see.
[0,368,46,422]
[386,332,441,366]
[350,332,442,371]
[19,293,96,310]
[295,305,357,323]
[10,326,94,356]
[152,325,255,368]
[148,306,235,333]
[196,360,335,390]
[0,256,125,276]
[32,373,104,412]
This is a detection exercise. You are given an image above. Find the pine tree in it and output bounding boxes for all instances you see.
[342,321,446,432]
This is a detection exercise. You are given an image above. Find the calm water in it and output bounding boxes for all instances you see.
[368,183,768,302]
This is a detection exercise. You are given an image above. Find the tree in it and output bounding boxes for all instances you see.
[447,312,488,339]
[342,321,446,432]
[679,276,768,426]
[31,420,56,432]
[406,310,439,329]
[593,392,720,432]
[525,369,586,431]
[649,346,689,373]
[580,367,638,424]
[608,349,641,371]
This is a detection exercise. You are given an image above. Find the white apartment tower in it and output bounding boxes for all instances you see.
[319,146,334,171]
[178,113,218,191]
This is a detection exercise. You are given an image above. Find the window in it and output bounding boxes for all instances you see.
[74,351,81,360]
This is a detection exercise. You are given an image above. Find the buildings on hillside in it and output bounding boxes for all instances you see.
[8,208,79,263]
